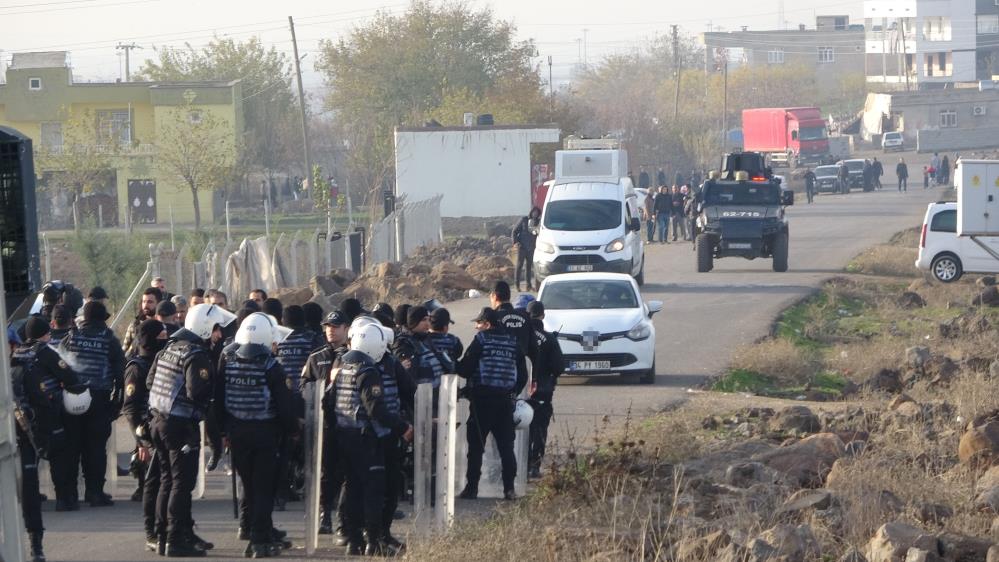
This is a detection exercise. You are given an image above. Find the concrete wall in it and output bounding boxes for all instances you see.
[916,127,999,152]
[394,126,560,218]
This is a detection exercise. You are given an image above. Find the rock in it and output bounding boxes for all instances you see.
[674,529,731,560]
[898,292,927,309]
[840,547,869,562]
[915,502,954,525]
[989,545,999,562]
[978,275,998,288]
[775,405,821,434]
[375,261,400,279]
[959,421,999,466]
[908,278,931,292]
[465,255,515,287]
[865,522,939,562]
[309,275,342,297]
[924,356,959,386]
[940,312,991,338]
[906,346,931,370]
[753,433,845,487]
[976,487,999,514]
[271,286,313,306]
[328,268,357,287]
[889,394,916,410]
[430,262,479,291]
[894,401,924,419]
[937,532,992,562]
[977,466,999,495]
[903,548,944,562]
[778,489,832,515]
[483,221,508,238]
[992,517,999,541]
[702,416,721,430]
[308,292,344,314]
[755,524,821,559]
[864,369,904,394]
[402,263,431,277]
[973,286,999,306]
[723,461,777,488]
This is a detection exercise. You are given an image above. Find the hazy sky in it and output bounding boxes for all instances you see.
[0,0,864,90]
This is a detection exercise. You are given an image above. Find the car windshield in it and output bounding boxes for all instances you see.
[541,279,638,310]
[815,166,838,177]
[799,126,828,141]
[543,199,622,231]
[845,161,864,172]
[703,182,781,206]
[885,133,901,140]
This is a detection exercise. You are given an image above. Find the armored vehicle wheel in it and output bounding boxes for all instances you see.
[696,234,713,273]
[772,232,789,272]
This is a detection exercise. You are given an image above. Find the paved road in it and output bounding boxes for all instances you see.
[33,180,942,562]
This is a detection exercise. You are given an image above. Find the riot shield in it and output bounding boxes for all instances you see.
[470,371,530,498]
[194,422,206,499]
[412,382,434,530]
[105,420,119,494]
[302,379,324,555]
[434,374,459,530]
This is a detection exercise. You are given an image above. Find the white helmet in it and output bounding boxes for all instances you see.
[350,322,392,362]
[235,313,293,346]
[63,387,92,415]
[349,315,393,345]
[184,303,237,340]
[512,399,534,429]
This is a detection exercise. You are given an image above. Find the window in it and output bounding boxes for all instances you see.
[978,15,999,34]
[28,77,41,91]
[96,109,131,145]
[939,110,957,128]
[818,47,835,63]
[923,16,952,41]
[543,200,622,231]
[930,209,956,233]
[767,49,785,64]
[541,280,639,310]
[188,110,203,124]
[39,122,63,150]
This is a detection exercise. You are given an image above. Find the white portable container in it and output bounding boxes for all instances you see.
[956,159,999,236]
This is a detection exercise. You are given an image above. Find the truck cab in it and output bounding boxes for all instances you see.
[533,138,646,286]
[742,107,830,168]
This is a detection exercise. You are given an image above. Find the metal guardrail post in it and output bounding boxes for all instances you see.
[435,374,459,530]
[413,383,433,531]
[0,241,26,562]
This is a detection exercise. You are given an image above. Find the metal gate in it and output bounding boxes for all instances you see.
[0,239,27,562]
[127,179,157,224]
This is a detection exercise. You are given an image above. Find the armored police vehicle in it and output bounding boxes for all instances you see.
[694,169,793,273]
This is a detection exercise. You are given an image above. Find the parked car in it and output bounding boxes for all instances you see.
[813,165,842,193]
[882,131,904,152]
[836,159,866,191]
[537,273,661,384]
[915,202,999,282]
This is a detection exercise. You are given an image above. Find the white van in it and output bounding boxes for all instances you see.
[533,178,645,286]
[916,201,999,282]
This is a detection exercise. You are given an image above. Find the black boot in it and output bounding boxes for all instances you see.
[186,528,214,551]
[333,526,350,547]
[364,533,401,557]
[458,484,478,499]
[29,531,45,562]
[318,511,333,535]
[249,542,282,558]
[165,540,206,558]
[145,531,159,552]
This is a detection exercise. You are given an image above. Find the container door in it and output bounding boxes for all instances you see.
[128,179,157,224]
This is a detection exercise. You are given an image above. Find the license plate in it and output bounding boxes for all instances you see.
[727,242,752,249]
[566,264,594,272]
[571,360,611,370]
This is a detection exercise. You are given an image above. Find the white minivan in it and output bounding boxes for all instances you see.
[533,180,646,286]
[916,202,999,282]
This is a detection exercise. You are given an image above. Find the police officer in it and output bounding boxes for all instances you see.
[330,321,413,555]
[300,310,348,538]
[427,307,463,367]
[11,315,81,561]
[525,301,564,479]
[47,304,75,348]
[147,303,235,557]
[122,319,167,550]
[458,307,525,500]
[58,300,125,507]
[392,306,450,390]
[218,313,296,558]
[491,281,538,392]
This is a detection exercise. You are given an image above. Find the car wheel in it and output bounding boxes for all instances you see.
[635,258,645,286]
[772,232,789,272]
[639,359,656,384]
[696,234,713,273]
[931,254,963,283]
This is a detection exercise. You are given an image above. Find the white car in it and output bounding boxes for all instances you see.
[882,131,904,152]
[537,273,661,384]
[916,202,999,282]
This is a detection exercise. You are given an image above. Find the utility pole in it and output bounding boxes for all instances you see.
[901,18,910,91]
[583,29,589,67]
[548,55,554,119]
[672,25,681,120]
[288,16,314,213]
[115,43,141,81]
[721,50,729,148]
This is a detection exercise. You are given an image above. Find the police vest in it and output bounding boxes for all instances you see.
[332,352,376,431]
[148,342,206,420]
[10,345,38,410]
[371,359,401,438]
[223,355,278,422]
[471,331,518,391]
[412,338,445,389]
[276,331,317,396]
[61,328,113,391]
[428,332,461,363]
[497,309,529,355]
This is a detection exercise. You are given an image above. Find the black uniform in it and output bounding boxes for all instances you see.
[123,352,159,539]
[392,330,450,390]
[217,343,294,548]
[527,319,564,473]
[512,215,539,290]
[57,320,125,504]
[301,342,346,520]
[11,339,80,535]
[496,302,537,391]
[375,353,415,542]
[427,331,463,368]
[274,328,323,502]
[457,327,525,495]
[328,350,408,551]
[146,329,215,549]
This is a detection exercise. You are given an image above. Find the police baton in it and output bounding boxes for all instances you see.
[228,446,238,519]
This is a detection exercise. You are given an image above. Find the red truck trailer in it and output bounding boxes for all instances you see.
[742,107,830,168]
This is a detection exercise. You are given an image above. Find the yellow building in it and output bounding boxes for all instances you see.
[0,51,244,226]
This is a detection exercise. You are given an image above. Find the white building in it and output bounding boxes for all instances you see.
[864,0,977,87]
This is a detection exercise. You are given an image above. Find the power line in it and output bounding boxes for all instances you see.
[0,0,161,16]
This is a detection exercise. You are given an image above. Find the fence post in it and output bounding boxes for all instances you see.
[98,203,103,229]
[264,199,271,241]
[73,200,79,231]
[170,205,176,252]
[42,232,51,281]
[225,200,231,243]
[394,204,405,262]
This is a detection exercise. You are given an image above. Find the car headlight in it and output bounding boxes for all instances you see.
[537,240,555,254]
[626,321,651,341]
[605,238,625,253]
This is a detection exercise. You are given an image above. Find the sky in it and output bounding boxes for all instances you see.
[0,0,865,93]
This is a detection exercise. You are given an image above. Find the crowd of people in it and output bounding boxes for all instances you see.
[8,277,564,560]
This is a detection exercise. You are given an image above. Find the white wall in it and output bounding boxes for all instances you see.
[394,127,560,218]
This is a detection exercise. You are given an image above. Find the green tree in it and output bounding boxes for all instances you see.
[316,1,545,199]
[155,106,236,230]
[33,108,117,202]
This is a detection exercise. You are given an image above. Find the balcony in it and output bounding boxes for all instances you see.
[39,143,157,156]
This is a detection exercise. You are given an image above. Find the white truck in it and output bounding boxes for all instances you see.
[532,138,646,286]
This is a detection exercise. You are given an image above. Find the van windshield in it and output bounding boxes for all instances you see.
[703,183,780,206]
[544,200,622,231]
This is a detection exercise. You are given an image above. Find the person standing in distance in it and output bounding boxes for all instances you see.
[58,300,125,507]
[218,313,296,558]
[147,303,235,557]
[803,167,817,204]
[896,158,909,192]
[458,307,525,500]
[331,321,413,555]
[525,302,564,479]
[512,207,541,292]
[491,281,538,396]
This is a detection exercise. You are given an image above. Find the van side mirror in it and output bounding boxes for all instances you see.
[647,300,663,316]
[630,217,641,232]
[791,130,798,141]
[781,190,794,206]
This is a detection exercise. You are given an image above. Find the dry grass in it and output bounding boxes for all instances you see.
[729,338,819,386]
[847,244,919,277]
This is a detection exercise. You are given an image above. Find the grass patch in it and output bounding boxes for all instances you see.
[711,369,776,393]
